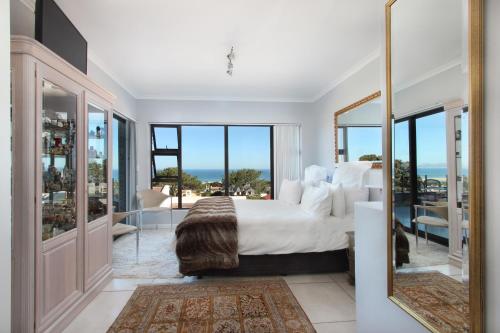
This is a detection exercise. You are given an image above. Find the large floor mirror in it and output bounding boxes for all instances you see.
[385,0,483,332]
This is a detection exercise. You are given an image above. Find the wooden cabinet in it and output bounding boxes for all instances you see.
[11,36,115,333]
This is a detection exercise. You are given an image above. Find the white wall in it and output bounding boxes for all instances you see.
[87,60,137,120]
[393,64,466,119]
[485,0,500,330]
[312,57,382,169]
[9,0,137,120]
[135,99,314,190]
[1,0,11,331]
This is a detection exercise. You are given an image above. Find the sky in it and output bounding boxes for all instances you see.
[394,112,448,168]
[153,126,271,170]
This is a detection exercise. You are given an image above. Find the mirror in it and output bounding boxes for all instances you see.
[386,0,483,332]
[334,91,382,163]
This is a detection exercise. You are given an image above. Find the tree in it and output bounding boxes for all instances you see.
[227,169,263,189]
[156,167,204,193]
[224,169,269,198]
[359,154,382,161]
[394,159,411,193]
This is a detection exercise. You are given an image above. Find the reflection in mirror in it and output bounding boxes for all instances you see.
[388,0,473,332]
[334,92,382,163]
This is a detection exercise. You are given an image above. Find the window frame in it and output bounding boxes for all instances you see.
[150,124,274,209]
[337,125,382,162]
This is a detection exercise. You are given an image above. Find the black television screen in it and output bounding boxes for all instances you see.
[35,0,87,74]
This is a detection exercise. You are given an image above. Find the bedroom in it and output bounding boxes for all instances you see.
[3,0,498,333]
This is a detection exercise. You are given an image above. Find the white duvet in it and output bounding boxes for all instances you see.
[235,200,354,255]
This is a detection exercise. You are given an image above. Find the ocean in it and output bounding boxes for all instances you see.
[112,168,271,183]
[417,167,469,179]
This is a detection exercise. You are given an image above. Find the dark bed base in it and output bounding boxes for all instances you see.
[187,249,349,277]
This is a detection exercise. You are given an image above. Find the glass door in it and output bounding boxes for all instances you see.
[112,115,127,212]
[87,104,108,222]
[41,80,78,241]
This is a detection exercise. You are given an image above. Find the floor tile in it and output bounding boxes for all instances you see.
[283,273,333,284]
[103,278,154,291]
[329,273,350,284]
[62,291,133,333]
[314,321,356,333]
[288,282,356,323]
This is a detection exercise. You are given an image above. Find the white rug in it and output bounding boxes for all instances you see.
[404,232,450,268]
[112,229,182,279]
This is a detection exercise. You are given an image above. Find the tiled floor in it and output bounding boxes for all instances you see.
[63,273,356,333]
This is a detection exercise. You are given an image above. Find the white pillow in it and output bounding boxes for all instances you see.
[278,179,302,205]
[304,165,328,185]
[332,162,372,187]
[299,185,332,217]
[344,185,369,215]
[321,182,346,218]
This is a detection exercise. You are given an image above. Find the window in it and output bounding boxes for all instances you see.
[150,124,273,208]
[338,126,382,161]
[393,107,449,245]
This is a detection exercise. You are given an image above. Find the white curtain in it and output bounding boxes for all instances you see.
[274,125,302,197]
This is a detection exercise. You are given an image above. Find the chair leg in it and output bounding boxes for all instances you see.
[415,221,419,249]
[170,209,173,232]
[136,230,139,263]
[425,225,428,245]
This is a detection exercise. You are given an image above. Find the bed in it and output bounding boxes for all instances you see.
[176,198,354,277]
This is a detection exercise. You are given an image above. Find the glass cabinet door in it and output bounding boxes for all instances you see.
[41,80,78,241]
[87,104,108,222]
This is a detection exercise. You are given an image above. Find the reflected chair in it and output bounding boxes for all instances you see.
[136,189,174,230]
[112,210,142,261]
[412,201,449,248]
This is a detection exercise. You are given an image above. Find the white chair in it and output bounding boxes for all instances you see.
[136,189,174,230]
[112,210,142,261]
[412,201,449,248]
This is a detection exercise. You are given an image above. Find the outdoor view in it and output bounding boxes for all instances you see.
[151,125,272,208]
[394,111,451,240]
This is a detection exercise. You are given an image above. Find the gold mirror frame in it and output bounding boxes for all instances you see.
[385,0,484,332]
[334,91,382,163]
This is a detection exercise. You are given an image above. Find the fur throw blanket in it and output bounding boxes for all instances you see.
[175,197,238,275]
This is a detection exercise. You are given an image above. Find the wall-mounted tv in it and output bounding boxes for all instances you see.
[35,0,88,74]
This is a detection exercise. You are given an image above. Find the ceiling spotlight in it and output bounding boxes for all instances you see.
[226,46,235,76]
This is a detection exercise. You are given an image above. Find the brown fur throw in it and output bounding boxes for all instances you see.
[175,197,238,275]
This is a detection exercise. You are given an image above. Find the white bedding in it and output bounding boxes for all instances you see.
[235,200,354,255]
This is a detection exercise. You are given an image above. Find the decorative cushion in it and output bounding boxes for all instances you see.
[320,182,346,218]
[332,162,372,188]
[278,179,302,205]
[304,165,328,185]
[299,184,332,217]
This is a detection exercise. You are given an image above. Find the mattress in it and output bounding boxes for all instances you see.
[235,200,354,255]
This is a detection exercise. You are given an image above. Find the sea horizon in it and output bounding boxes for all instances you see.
[112,168,271,183]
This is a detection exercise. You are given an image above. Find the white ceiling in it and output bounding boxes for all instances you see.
[55,0,383,102]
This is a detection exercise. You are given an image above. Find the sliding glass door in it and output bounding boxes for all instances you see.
[150,124,274,208]
[112,114,127,212]
[393,108,449,245]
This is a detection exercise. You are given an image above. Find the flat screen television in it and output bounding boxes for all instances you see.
[35,0,88,74]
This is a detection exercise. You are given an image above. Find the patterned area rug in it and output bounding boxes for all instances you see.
[394,272,469,333]
[107,279,315,333]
